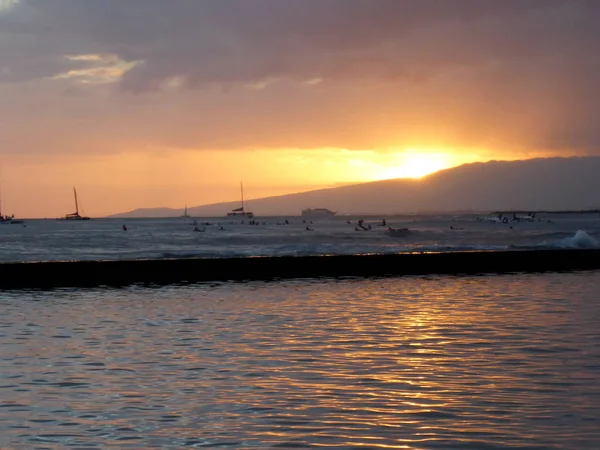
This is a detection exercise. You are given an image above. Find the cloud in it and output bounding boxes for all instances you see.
[3,1,596,88]
[1,0,600,156]
[51,54,142,84]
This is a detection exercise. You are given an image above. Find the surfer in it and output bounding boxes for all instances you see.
[122,225,127,231]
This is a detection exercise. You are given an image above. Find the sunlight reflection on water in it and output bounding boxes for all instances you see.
[1,272,599,449]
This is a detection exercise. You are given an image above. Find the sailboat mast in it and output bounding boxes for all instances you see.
[240,181,244,212]
[73,187,79,214]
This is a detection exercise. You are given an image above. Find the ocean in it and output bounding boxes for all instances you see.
[1,213,600,449]
[1,273,600,448]
[0,212,599,262]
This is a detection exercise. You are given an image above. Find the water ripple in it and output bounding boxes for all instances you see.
[1,272,599,448]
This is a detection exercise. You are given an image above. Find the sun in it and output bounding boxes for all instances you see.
[378,151,452,179]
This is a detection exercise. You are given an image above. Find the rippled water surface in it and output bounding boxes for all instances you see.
[1,272,600,449]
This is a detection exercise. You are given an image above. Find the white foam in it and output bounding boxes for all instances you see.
[553,230,599,249]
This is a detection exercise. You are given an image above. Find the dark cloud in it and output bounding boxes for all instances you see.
[1,0,600,154]
[3,0,596,87]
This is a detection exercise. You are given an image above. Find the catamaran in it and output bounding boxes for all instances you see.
[62,187,90,220]
[0,185,16,223]
[227,182,254,218]
[0,200,13,223]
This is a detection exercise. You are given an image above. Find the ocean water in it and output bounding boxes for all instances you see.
[1,212,599,262]
[1,272,599,449]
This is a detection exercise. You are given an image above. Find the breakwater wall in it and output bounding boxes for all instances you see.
[1,249,599,289]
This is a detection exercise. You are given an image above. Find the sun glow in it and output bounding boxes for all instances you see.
[376,150,454,179]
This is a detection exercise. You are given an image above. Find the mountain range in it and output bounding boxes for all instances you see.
[108,157,600,217]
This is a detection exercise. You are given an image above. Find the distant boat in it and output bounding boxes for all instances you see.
[301,208,336,218]
[181,205,191,218]
[227,182,254,218]
[0,185,18,224]
[62,187,90,220]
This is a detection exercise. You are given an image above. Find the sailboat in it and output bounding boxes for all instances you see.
[227,182,254,218]
[181,204,191,218]
[62,187,91,220]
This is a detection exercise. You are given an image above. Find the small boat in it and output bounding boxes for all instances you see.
[227,182,254,218]
[61,187,91,220]
[0,187,20,224]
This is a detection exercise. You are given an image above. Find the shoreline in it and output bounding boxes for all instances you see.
[1,249,600,289]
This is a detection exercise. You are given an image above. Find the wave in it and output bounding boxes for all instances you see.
[548,230,599,249]
[509,230,600,251]
[160,230,599,259]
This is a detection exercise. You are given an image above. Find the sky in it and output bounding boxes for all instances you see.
[1,0,600,217]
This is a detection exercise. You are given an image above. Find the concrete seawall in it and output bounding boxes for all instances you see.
[1,249,599,289]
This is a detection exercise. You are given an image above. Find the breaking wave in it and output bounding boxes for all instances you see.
[549,230,599,249]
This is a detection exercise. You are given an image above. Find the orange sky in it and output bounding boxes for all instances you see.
[1,147,553,218]
[1,1,599,218]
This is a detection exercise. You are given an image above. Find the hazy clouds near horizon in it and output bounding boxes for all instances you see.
[1,0,600,157]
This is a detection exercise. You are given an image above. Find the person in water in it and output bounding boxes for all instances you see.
[122,225,127,231]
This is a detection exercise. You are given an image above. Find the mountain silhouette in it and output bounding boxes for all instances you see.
[108,157,600,217]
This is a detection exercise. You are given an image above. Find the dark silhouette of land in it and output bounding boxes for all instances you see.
[109,157,600,217]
